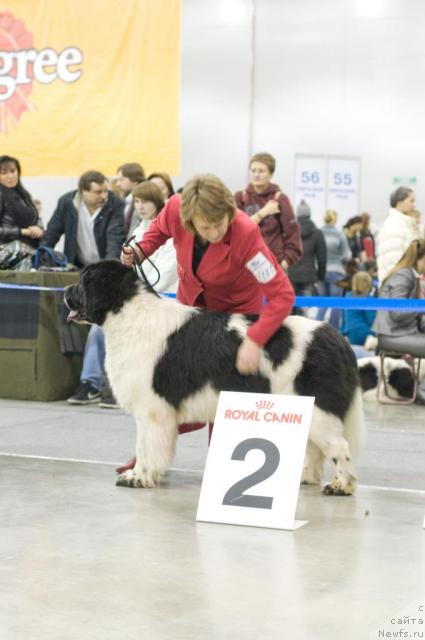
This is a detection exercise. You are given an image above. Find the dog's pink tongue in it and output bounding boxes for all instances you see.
[67,310,79,322]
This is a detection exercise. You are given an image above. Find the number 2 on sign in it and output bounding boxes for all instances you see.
[222,438,280,510]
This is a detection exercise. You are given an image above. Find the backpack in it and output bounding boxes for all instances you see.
[33,245,68,270]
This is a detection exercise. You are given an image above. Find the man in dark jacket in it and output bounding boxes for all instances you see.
[288,200,327,315]
[43,170,126,406]
[43,170,125,267]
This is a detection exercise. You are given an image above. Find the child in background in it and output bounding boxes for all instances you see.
[342,271,377,357]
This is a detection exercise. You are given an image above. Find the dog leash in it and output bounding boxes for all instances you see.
[121,235,161,297]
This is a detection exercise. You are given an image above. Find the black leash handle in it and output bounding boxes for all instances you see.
[122,236,161,295]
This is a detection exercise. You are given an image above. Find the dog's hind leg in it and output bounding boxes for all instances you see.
[309,407,357,496]
[301,441,324,486]
[116,405,178,489]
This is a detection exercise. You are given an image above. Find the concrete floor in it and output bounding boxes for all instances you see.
[0,397,424,640]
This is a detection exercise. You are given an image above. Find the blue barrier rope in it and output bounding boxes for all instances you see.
[290,296,425,311]
[0,282,65,292]
[1,281,425,311]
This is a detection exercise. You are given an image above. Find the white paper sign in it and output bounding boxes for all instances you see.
[326,156,360,223]
[196,392,314,530]
[294,155,327,226]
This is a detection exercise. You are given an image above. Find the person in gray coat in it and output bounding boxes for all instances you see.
[373,238,425,402]
[316,209,351,328]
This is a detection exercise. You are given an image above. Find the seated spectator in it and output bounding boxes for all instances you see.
[132,181,178,291]
[343,216,363,261]
[0,155,43,269]
[287,200,327,315]
[316,209,351,329]
[43,171,125,406]
[148,172,175,201]
[373,239,425,403]
[69,182,177,408]
[342,271,377,357]
[234,152,302,270]
[43,170,125,268]
[377,186,420,282]
[116,162,145,236]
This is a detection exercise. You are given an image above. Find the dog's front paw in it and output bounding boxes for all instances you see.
[322,481,355,496]
[115,468,161,488]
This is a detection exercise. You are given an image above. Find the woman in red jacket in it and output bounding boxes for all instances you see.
[234,152,302,270]
[118,174,295,470]
[122,173,294,367]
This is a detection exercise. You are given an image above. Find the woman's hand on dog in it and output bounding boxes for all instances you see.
[120,244,144,267]
[236,336,262,375]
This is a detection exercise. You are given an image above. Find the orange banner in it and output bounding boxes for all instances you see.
[0,0,180,176]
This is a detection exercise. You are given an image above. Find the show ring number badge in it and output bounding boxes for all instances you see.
[196,392,314,531]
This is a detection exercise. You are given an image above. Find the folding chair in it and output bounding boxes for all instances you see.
[377,335,424,404]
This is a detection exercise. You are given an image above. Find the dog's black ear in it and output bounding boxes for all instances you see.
[358,362,378,392]
[81,261,139,325]
[388,366,414,398]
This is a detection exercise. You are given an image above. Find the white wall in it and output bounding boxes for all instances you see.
[20,0,425,228]
[252,0,425,223]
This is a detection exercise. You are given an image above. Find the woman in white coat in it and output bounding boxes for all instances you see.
[132,181,178,292]
[377,187,421,282]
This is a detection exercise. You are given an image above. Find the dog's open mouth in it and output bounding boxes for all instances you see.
[64,286,87,323]
[65,305,89,323]
[67,309,83,323]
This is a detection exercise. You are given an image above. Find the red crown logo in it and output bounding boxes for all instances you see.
[256,400,274,410]
[0,12,34,133]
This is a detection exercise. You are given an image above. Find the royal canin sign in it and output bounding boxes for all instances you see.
[224,400,302,425]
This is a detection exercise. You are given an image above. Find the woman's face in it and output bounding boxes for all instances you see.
[192,213,229,244]
[249,161,272,191]
[397,192,415,214]
[134,198,157,220]
[0,162,19,188]
[150,177,170,200]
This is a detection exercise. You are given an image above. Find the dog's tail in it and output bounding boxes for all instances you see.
[343,386,366,456]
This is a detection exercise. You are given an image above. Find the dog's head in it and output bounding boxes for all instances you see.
[65,260,139,325]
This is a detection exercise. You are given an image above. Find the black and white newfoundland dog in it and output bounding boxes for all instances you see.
[65,260,365,496]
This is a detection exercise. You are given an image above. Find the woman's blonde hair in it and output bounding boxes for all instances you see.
[324,209,337,225]
[382,238,425,285]
[181,174,236,234]
[351,271,373,295]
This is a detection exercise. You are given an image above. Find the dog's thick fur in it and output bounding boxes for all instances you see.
[65,260,365,495]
